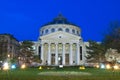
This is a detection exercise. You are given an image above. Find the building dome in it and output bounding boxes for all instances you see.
[43,14,78,26]
[40,14,81,36]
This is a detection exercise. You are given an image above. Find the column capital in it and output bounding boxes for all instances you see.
[77,43,80,46]
[41,43,44,45]
[63,43,66,45]
[55,42,58,45]
[70,43,73,45]
[48,43,51,45]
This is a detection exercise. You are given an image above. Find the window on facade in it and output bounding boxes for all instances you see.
[42,31,44,34]
[58,44,62,51]
[45,29,48,33]
[51,44,55,51]
[40,31,43,36]
[72,29,75,33]
[10,46,12,49]
[39,46,41,60]
[77,31,79,35]
[51,28,55,32]
[65,28,69,32]
[32,46,36,50]
[73,44,76,51]
[58,28,63,31]
[65,44,69,51]
[80,46,82,60]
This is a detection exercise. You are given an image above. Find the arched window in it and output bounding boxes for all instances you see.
[51,28,55,32]
[65,28,69,32]
[58,28,63,31]
[45,29,48,33]
[72,29,75,33]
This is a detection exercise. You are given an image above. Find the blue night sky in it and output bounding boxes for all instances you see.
[0,0,120,41]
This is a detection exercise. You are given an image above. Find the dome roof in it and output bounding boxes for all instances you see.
[42,14,78,27]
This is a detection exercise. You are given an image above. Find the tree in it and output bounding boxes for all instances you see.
[20,40,34,64]
[105,48,120,62]
[33,55,41,63]
[86,40,106,63]
[102,21,120,52]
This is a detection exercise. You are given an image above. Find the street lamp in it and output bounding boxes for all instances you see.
[7,54,10,58]
[58,56,63,68]
[58,57,61,61]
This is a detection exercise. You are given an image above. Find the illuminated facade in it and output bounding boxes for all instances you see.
[34,14,86,66]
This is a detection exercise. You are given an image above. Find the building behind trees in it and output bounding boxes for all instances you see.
[0,34,20,61]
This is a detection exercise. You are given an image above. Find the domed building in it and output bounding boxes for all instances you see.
[34,14,86,66]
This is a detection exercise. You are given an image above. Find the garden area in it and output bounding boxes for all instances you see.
[0,66,120,80]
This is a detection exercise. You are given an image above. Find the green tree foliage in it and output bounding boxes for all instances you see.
[33,55,41,63]
[20,40,34,63]
[86,40,105,63]
[102,21,120,52]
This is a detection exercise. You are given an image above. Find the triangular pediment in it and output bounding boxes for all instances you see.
[40,31,81,43]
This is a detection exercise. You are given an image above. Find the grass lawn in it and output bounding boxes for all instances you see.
[0,67,120,80]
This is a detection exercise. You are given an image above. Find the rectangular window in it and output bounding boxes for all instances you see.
[80,46,82,60]
[51,54,55,65]
[39,46,41,60]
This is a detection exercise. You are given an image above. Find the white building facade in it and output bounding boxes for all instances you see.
[34,14,87,66]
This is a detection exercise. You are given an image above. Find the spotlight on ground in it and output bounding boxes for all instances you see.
[79,66,85,70]
[3,62,9,70]
[106,64,111,69]
[113,65,119,70]
[21,64,26,69]
[39,66,42,70]
[11,64,16,69]
[94,64,99,68]
[100,64,105,69]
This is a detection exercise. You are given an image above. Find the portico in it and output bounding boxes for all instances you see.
[38,42,82,66]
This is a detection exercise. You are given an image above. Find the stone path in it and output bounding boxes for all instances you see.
[38,71,91,76]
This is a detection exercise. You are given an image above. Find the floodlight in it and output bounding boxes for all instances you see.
[11,64,16,69]
[3,62,9,70]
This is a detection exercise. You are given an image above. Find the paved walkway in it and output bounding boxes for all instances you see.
[38,71,91,76]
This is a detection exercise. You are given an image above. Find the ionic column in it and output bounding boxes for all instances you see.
[69,43,73,65]
[41,43,44,64]
[48,43,51,65]
[77,43,80,65]
[55,43,58,65]
[62,43,65,65]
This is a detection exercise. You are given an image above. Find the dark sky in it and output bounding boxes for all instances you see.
[0,0,120,41]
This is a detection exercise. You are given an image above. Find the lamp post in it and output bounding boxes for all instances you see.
[7,54,10,58]
[58,56,63,68]
[58,56,61,65]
